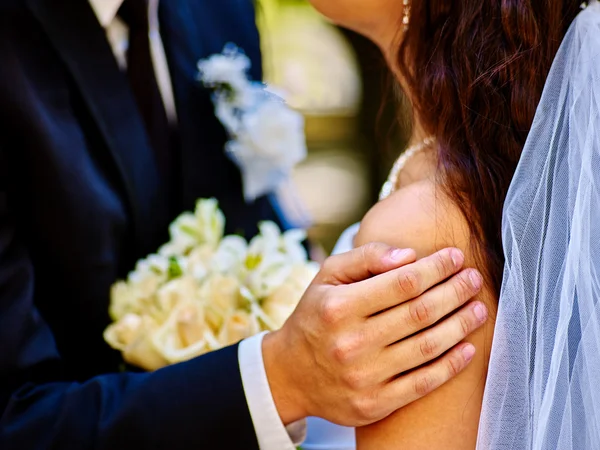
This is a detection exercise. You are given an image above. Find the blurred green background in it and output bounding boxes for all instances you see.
[256,0,409,253]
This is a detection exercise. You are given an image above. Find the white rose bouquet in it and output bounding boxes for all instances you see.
[104,198,319,371]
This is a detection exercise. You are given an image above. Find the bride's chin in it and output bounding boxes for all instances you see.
[307,0,403,48]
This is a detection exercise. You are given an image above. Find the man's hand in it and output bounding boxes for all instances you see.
[262,243,486,427]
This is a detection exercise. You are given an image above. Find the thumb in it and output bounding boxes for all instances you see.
[315,242,417,285]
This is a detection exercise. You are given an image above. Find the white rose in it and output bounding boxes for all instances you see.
[238,100,306,165]
[109,282,142,321]
[186,245,216,281]
[199,274,242,331]
[225,100,307,201]
[116,316,169,372]
[217,310,261,347]
[187,245,215,266]
[109,265,168,321]
[261,263,319,329]
[153,276,198,321]
[151,301,210,365]
[197,47,251,95]
[174,302,206,348]
[104,313,144,351]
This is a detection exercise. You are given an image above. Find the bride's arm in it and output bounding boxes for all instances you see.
[354,180,497,450]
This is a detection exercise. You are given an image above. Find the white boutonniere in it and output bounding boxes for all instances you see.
[197,44,308,203]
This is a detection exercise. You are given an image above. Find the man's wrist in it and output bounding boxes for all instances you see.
[239,333,307,449]
[262,329,307,425]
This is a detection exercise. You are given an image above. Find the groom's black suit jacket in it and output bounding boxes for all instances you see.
[0,0,281,448]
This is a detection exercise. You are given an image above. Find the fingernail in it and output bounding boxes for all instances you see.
[390,248,410,262]
[473,302,488,322]
[451,249,464,269]
[469,270,483,290]
[462,344,476,362]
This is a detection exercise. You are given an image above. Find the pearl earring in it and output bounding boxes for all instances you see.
[402,0,410,30]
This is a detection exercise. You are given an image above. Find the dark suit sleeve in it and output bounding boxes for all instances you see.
[0,188,258,449]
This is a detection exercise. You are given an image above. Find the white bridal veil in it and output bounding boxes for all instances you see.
[477,1,600,449]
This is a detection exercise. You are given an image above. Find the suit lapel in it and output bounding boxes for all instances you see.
[158,0,210,210]
[159,0,248,212]
[27,0,164,255]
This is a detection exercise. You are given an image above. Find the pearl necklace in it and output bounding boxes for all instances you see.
[379,136,436,201]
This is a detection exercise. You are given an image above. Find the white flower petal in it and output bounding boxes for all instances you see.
[104,313,144,351]
[214,101,240,135]
[151,301,208,364]
[247,256,293,299]
[239,101,307,165]
[258,221,282,241]
[217,310,261,347]
[194,198,225,247]
[250,303,278,331]
[281,229,308,263]
[213,235,248,274]
[197,46,251,89]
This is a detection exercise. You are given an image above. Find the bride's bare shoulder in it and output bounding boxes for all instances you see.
[354,179,495,449]
[355,179,470,258]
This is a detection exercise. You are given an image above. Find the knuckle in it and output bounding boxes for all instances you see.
[435,251,452,278]
[409,297,435,326]
[358,245,372,271]
[362,242,380,258]
[446,353,464,378]
[331,335,359,365]
[414,373,436,397]
[350,394,379,423]
[418,335,439,359]
[341,367,366,390]
[320,295,345,325]
[331,345,348,364]
[321,256,337,276]
[397,269,421,296]
[457,313,472,337]
[454,272,472,297]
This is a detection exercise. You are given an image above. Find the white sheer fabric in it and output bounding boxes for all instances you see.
[478,2,600,448]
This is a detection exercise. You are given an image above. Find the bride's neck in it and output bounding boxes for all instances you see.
[379,41,430,146]
[407,121,430,147]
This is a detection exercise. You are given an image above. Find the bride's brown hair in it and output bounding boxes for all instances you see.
[397,1,582,293]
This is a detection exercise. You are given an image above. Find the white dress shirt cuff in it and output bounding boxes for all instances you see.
[239,332,307,449]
